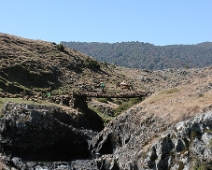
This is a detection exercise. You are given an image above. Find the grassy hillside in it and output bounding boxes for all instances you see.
[0,33,150,123]
[1,33,212,127]
[0,33,141,96]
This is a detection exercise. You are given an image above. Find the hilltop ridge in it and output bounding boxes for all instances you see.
[61,41,212,70]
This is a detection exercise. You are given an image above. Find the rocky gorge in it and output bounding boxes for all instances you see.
[0,101,212,169]
[1,33,212,170]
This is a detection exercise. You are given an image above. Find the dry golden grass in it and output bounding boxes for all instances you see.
[117,67,212,149]
[89,65,212,127]
[138,68,212,124]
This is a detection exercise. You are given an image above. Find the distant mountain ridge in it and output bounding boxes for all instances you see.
[61,41,212,70]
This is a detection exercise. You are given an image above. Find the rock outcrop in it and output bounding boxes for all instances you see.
[0,101,103,169]
[90,109,212,169]
[1,101,212,169]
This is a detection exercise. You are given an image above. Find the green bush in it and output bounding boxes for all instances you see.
[84,57,100,70]
[56,44,65,52]
[98,98,108,103]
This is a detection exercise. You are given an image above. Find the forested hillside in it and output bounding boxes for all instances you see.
[61,41,212,70]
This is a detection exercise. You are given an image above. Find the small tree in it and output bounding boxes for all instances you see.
[56,44,64,52]
[84,57,100,70]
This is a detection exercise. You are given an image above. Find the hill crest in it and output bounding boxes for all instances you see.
[61,41,212,70]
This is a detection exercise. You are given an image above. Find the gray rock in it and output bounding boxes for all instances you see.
[201,132,212,145]
[0,102,103,169]
[90,110,212,169]
[12,157,27,170]
[2,102,212,169]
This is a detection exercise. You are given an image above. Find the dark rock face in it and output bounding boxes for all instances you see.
[0,102,103,167]
[90,109,212,169]
[90,108,170,169]
[1,101,212,169]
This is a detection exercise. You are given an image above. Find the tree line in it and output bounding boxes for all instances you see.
[61,41,212,70]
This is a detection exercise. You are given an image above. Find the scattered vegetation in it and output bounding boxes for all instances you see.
[115,97,143,116]
[102,61,108,68]
[84,56,100,70]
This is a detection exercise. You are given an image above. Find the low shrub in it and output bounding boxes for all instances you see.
[98,98,108,103]
[56,44,65,52]
[84,57,100,70]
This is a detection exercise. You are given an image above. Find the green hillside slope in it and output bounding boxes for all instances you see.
[61,41,212,70]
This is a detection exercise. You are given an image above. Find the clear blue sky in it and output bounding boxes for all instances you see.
[1,0,211,45]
